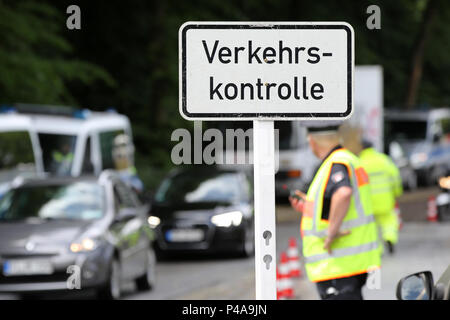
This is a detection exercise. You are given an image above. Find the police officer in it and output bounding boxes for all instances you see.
[359,140,402,254]
[289,123,380,300]
[112,134,144,193]
[50,142,74,176]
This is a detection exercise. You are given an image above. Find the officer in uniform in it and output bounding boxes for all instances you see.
[50,142,74,176]
[359,140,402,254]
[289,123,380,300]
[112,134,144,193]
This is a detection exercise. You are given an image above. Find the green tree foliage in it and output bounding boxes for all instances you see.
[0,0,114,104]
[0,132,34,169]
[1,0,449,188]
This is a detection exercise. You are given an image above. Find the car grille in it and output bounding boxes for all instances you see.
[0,272,69,285]
[0,253,56,260]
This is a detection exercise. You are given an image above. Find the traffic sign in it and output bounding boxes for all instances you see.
[179,22,354,120]
[178,21,355,300]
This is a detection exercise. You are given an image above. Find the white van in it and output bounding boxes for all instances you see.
[0,104,134,189]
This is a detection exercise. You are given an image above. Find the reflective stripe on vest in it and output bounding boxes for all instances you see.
[302,158,374,238]
[304,240,379,264]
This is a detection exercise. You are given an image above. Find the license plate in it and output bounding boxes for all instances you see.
[3,259,54,276]
[166,229,204,242]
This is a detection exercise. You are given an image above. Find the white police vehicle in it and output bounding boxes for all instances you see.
[0,104,135,197]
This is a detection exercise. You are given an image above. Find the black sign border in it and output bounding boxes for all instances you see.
[181,23,353,119]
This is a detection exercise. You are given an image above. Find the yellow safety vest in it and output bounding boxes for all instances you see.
[52,151,74,163]
[301,148,380,282]
[359,148,403,216]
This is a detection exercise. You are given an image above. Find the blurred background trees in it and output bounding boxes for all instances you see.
[0,0,449,187]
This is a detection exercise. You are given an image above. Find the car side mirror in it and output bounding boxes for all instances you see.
[114,208,137,223]
[396,271,434,300]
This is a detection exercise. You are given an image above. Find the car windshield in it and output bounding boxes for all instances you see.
[385,119,428,142]
[0,131,35,171]
[38,133,77,176]
[155,170,241,204]
[0,181,104,221]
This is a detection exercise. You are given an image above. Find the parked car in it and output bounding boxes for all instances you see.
[0,172,155,299]
[150,166,254,257]
[385,108,450,186]
[397,264,450,300]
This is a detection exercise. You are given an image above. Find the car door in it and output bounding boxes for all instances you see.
[112,180,148,280]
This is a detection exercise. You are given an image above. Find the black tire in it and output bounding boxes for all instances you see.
[97,258,121,300]
[135,248,156,291]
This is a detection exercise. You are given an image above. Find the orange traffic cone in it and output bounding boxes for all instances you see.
[287,237,302,278]
[276,267,284,300]
[395,202,403,230]
[427,196,438,222]
[279,252,294,299]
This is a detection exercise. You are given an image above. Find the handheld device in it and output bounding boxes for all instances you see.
[290,190,306,201]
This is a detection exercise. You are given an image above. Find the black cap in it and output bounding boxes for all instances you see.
[361,139,373,149]
[305,121,343,134]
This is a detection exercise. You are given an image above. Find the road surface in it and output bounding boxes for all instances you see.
[1,187,448,300]
[124,186,450,300]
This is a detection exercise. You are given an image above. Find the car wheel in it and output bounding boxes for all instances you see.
[97,258,121,300]
[135,247,156,291]
[241,225,255,257]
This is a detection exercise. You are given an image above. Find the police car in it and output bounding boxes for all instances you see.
[0,104,136,197]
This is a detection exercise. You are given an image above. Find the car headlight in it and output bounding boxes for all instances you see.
[411,152,428,166]
[211,211,243,227]
[70,238,99,253]
[147,216,161,228]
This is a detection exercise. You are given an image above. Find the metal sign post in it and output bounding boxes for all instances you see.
[179,21,354,300]
[253,120,276,299]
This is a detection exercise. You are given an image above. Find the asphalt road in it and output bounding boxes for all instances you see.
[1,187,448,300]
[122,218,306,300]
[122,186,450,300]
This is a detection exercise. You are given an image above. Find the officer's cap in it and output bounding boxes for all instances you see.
[305,121,343,134]
[361,138,374,149]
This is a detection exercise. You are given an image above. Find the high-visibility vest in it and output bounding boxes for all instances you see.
[359,148,403,216]
[52,151,74,175]
[388,157,403,198]
[52,151,74,163]
[301,148,380,282]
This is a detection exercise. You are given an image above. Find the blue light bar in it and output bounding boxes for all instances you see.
[72,109,91,119]
[0,105,17,114]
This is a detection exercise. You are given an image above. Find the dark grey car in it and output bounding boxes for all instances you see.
[0,172,156,299]
[151,166,255,257]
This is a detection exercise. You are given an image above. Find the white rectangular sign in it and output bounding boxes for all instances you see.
[179,22,354,120]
